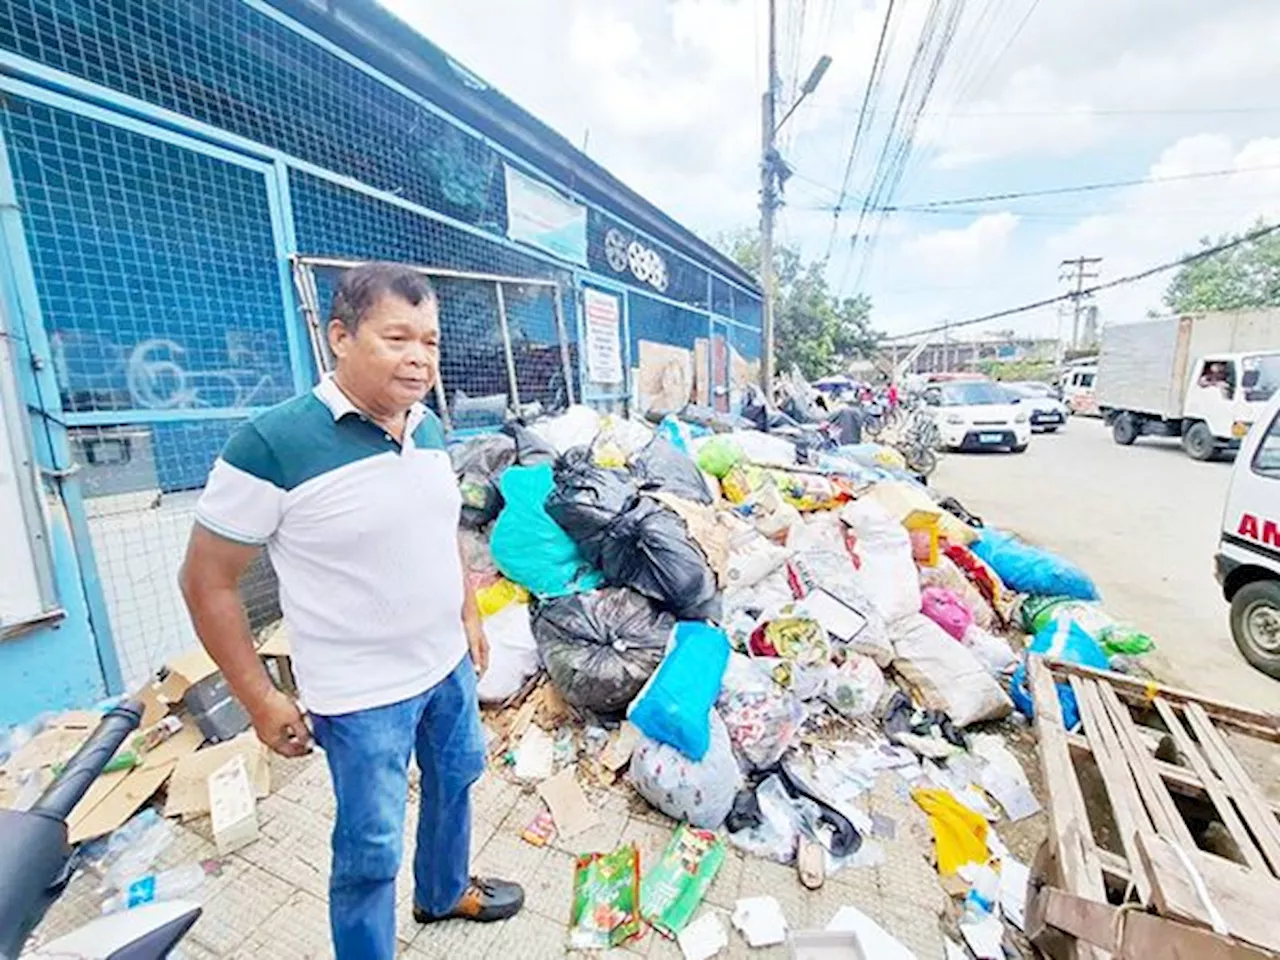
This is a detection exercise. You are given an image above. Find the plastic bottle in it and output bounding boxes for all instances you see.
[101,861,221,914]
[962,863,1000,923]
[100,810,175,890]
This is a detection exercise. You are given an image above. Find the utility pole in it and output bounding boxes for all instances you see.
[1059,256,1101,351]
[756,13,829,398]
[759,0,779,397]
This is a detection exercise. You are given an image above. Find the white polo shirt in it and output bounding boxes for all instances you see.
[195,376,467,716]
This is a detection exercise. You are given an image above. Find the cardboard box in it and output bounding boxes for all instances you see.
[209,754,259,855]
[164,732,269,819]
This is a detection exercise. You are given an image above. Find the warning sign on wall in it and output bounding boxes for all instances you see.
[583,289,623,384]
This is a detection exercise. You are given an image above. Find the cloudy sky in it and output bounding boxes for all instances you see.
[383,0,1280,342]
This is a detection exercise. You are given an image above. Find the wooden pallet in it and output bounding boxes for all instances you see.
[1025,657,1280,959]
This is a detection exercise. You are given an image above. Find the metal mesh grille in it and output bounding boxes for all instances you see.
[2,96,294,417]
[0,0,508,233]
[3,94,287,688]
[70,420,280,690]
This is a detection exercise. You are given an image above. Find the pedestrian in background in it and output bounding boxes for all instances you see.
[179,263,524,960]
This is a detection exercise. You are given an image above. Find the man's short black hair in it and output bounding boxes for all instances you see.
[330,262,437,333]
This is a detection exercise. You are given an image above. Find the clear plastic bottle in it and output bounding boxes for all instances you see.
[962,863,1000,923]
[101,860,221,914]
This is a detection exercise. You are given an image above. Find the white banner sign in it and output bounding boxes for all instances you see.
[504,164,588,265]
[583,289,623,384]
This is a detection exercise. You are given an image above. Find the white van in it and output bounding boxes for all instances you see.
[1215,387,1280,678]
[1062,365,1099,417]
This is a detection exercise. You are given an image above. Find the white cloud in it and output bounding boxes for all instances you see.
[901,213,1020,280]
[378,0,1280,337]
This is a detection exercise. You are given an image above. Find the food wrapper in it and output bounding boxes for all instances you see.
[568,844,642,949]
[640,825,726,937]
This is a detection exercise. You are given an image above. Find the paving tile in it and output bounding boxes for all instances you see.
[234,888,333,959]
[188,862,295,955]
[398,912,503,959]
[470,772,522,826]
[485,908,568,959]
[703,847,745,909]
[472,830,549,890]
[522,848,577,923]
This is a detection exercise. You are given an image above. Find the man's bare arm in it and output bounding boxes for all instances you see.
[458,537,488,675]
[179,525,311,755]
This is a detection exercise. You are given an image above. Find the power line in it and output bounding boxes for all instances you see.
[823,0,899,261]
[956,0,1042,103]
[845,0,968,293]
[882,222,1280,342]
[796,162,1280,212]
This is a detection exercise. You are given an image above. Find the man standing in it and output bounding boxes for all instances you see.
[179,263,524,959]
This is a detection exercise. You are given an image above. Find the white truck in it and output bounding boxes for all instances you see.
[1097,309,1280,460]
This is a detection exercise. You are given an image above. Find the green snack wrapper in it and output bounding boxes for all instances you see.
[568,844,642,950]
[640,824,726,937]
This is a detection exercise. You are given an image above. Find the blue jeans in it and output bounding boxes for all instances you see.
[312,657,487,960]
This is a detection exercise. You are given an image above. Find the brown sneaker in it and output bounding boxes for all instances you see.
[414,877,525,924]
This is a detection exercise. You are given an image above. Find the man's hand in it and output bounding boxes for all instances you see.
[248,687,313,758]
[466,620,490,678]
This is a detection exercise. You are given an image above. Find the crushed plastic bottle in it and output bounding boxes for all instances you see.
[98,809,176,891]
[101,860,222,914]
[962,863,1000,923]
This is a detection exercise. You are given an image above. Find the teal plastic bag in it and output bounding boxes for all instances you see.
[628,622,730,761]
[490,465,605,599]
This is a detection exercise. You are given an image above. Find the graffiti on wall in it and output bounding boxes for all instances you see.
[52,330,284,412]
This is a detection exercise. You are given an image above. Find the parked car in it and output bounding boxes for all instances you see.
[1005,382,1068,433]
[925,379,1031,453]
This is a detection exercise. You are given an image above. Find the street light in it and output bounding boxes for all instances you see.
[776,55,833,132]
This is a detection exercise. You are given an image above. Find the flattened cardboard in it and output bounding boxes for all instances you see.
[257,624,291,659]
[156,647,220,703]
[600,723,641,773]
[164,732,269,818]
[536,767,599,840]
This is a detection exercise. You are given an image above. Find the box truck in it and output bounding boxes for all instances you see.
[1097,309,1280,460]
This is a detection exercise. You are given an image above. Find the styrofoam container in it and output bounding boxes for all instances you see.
[788,930,867,960]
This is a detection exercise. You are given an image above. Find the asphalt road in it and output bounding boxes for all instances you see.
[932,415,1280,713]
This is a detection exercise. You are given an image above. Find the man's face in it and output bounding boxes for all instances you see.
[329,293,440,415]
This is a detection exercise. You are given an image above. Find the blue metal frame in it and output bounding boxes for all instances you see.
[266,159,312,394]
[0,124,122,708]
[63,408,271,427]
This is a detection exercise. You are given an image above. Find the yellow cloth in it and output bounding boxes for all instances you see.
[912,788,989,875]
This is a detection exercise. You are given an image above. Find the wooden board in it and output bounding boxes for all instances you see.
[1044,888,1280,960]
[1066,734,1280,819]
[1046,660,1280,743]
[1137,832,1280,954]
[1071,677,1154,903]
[1152,698,1267,872]
[1183,704,1280,877]
[1097,682,1197,850]
[1028,658,1109,960]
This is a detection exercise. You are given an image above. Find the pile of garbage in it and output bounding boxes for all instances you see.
[453,403,1157,955]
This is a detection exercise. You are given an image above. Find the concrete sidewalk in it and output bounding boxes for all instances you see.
[33,751,951,959]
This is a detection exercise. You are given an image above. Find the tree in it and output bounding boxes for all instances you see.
[718,229,881,379]
[1163,220,1280,314]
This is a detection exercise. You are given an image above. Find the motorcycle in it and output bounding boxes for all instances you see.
[0,701,201,960]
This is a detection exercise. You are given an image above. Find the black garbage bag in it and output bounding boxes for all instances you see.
[450,434,517,528]
[533,587,674,714]
[505,422,558,465]
[545,459,638,565]
[597,498,720,621]
[629,435,713,504]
